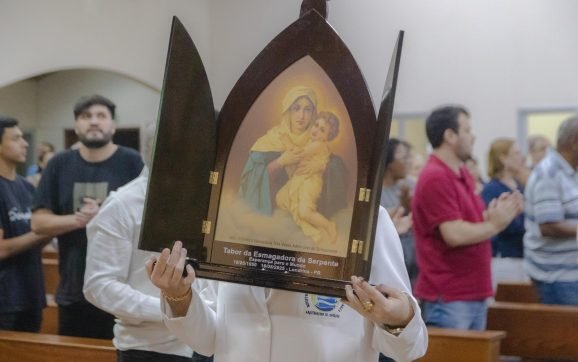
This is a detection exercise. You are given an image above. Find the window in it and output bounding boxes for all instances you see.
[517,108,578,153]
[391,113,428,156]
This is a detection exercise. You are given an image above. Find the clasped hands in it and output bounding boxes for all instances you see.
[75,197,101,227]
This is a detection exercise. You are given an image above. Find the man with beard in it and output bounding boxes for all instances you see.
[32,95,144,339]
[412,106,523,330]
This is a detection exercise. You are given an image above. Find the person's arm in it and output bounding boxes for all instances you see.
[32,208,83,236]
[348,206,427,361]
[146,241,218,357]
[32,199,98,236]
[540,220,578,238]
[390,207,412,235]
[440,193,523,247]
[528,175,575,239]
[295,143,328,176]
[299,141,321,158]
[438,219,501,247]
[267,148,303,175]
[0,228,51,260]
[83,194,163,323]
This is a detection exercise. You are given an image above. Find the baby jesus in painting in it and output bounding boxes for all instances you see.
[276,111,340,244]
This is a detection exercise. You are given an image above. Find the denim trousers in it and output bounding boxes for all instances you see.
[422,299,489,330]
[532,279,578,306]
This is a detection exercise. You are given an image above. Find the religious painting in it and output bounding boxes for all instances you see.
[215,56,357,261]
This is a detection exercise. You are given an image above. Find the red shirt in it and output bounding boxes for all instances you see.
[412,155,493,302]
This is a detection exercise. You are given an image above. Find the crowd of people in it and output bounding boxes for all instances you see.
[381,105,578,333]
[0,94,577,361]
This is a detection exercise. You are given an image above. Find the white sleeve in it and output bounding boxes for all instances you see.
[369,206,428,362]
[84,195,162,323]
[162,279,218,357]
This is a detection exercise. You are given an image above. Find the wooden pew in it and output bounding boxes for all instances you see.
[41,294,58,335]
[494,282,540,303]
[416,327,506,362]
[43,258,59,295]
[0,330,114,362]
[487,301,578,360]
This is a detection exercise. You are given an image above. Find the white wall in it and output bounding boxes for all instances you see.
[0,0,211,90]
[0,80,37,129]
[206,0,578,166]
[2,0,578,169]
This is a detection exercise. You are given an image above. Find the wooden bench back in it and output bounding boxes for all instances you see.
[43,258,59,295]
[487,301,578,360]
[494,282,539,303]
[0,330,114,362]
[417,327,506,362]
[41,295,58,334]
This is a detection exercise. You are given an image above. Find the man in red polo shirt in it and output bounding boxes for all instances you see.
[412,106,523,330]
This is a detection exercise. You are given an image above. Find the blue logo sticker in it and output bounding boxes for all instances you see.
[304,294,345,318]
[312,295,339,312]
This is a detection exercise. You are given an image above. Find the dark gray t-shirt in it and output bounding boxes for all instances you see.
[0,175,45,313]
[33,147,143,305]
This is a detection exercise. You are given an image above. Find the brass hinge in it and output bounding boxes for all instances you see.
[358,188,371,202]
[351,239,359,253]
[357,240,364,254]
[202,220,212,234]
[209,171,219,185]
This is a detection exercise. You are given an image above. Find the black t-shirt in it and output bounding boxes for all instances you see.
[0,175,46,313]
[33,146,144,305]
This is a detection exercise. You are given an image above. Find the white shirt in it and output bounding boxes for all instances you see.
[84,170,193,357]
[163,206,428,362]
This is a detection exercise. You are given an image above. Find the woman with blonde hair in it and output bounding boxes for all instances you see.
[481,138,529,287]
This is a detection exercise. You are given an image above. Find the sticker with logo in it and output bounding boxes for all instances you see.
[304,294,345,319]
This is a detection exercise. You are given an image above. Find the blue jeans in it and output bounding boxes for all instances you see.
[422,299,489,330]
[532,279,578,305]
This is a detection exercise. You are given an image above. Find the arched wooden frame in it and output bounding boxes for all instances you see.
[140,9,403,297]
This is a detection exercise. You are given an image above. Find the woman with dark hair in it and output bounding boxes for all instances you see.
[381,138,417,283]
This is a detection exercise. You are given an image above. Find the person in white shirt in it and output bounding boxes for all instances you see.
[146,207,428,362]
[83,123,212,361]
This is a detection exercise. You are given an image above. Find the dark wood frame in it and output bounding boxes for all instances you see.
[140,6,403,297]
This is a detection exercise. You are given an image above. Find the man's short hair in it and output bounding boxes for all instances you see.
[556,116,578,149]
[0,116,18,142]
[425,106,469,149]
[73,95,116,120]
